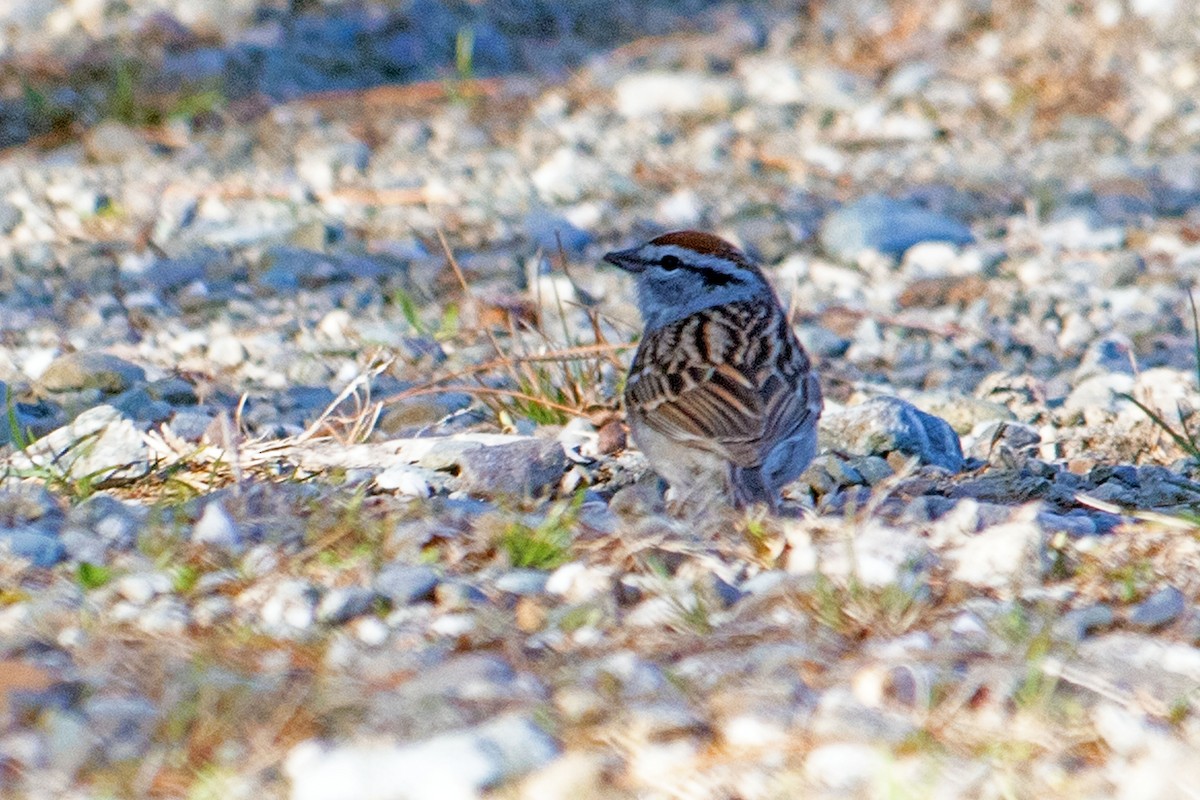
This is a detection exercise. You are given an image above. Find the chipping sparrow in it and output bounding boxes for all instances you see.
[605,231,822,512]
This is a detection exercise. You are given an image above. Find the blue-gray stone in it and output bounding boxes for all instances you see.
[495,569,550,596]
[819,195,973,261]
[316,586,380,625]
[0,529,66,567]
[524,211,595,255]
[375,563,439,605]
[1129,586,1186,630]
[821,396,964,472]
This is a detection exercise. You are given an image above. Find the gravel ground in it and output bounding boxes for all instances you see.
[4,1,1200,798]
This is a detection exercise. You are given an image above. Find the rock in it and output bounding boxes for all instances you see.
[0,391,66,447]
[1054,604,1115,642]
[947,471,1051,503]
[37,352,145,395]
[84,121,151,165]
[530,146,607,204]
[820,396,964,472]
[545,562,613,603]
[804,742,887,791]
[613,72,740,117]
[523,211,594,255]
[1091,702,1154,758]
[806,519,931,587]
[374,465,433,497]
[847,455,894,486]
[317,587,379,625]
[608,481,666,518]
[434,581,488,610]
[375,564,439,606]
[1039,206,1125,251]
[1129,586,1186,630]
[964,420,1041,462]
[166,408,217,441]
[82,694,159,762]
[256,248,387,292]
[138,596,189,634]
[260,580,320,637]
[495,569,550,596]
[455,439,567,499]
[1134,465,1200,507]
[819,195,973,262]
[116,572,172,604]
[518,752,606,800]
[912,394,1016,435]
[377,394,471,434]
[1063,372,1136,418]
[0,200,22,234]
[206,335,248,368]
[940,506,1046,591]
[0,529,65,567]
[285,714,559,800]
[108,387,172,424]
[191,500,243,550]
[10,405,151,484]
[194,596,235,628]
[0,487,66,565]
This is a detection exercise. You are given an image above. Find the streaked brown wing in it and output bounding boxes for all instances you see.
[625,302,815,468]
[627,360,766,466]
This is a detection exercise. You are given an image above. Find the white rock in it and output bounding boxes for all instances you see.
[430,613,475,637]
[720,712,790,748]
[944,505,1044,591]
[317,309,354,341]
[1092,701,1153,756]
[613,72,739,117]
[260,580,318,635]
[138,596,189,635]
[191,500,243,550]
[9,405,150,483]
[116,572,172,605]
[738,58,805,105]
[285,715,558,800]
[353,617,389,647]
[207,335,247,368]
[545,562,612,602]
[901,241,964,278]
[804,743,886,791]
[817,520,930,587]
[518,752,604,800]
[374,465,432,497]
[656,189,703,228]
[531,147,604,204]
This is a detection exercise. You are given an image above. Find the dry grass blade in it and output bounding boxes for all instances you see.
[390,384,596,418]
[434,227,523,389]
[296,356,392,445]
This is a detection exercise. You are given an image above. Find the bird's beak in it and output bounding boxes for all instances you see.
[603,247,644,273]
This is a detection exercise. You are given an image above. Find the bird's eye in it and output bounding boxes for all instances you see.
[660,255,682,271]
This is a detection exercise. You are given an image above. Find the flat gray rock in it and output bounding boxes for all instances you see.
[9,405,151,485]
[37,352,145,395]
[455,439,567,499]
[1129,586,1186,630]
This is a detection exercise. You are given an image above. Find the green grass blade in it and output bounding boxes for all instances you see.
[1117,391,1200,459]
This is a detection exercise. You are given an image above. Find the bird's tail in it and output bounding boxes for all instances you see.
[728,465,776,512]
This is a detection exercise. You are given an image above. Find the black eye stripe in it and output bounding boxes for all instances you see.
[655,253,741,287]
[694,266,736,287]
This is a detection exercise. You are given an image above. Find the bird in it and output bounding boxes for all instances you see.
[604,230,822,513]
